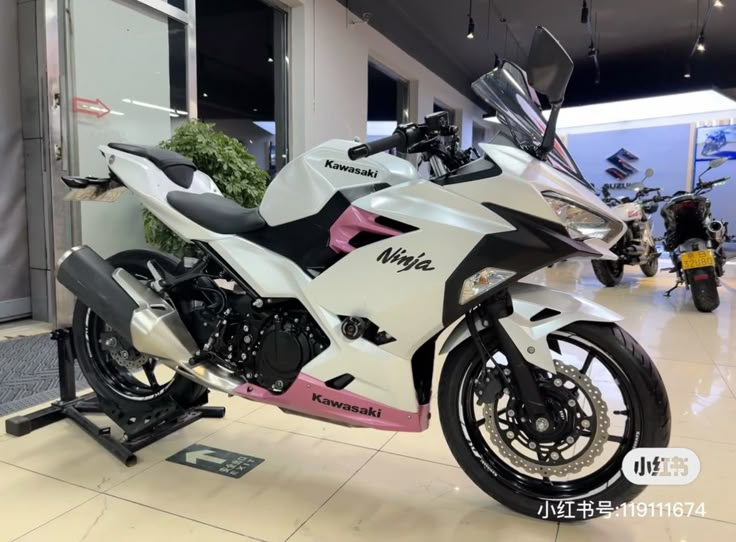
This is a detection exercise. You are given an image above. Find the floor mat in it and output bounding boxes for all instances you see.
[0,334,87,417]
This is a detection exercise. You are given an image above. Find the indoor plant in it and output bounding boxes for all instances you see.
[143,120,269,256]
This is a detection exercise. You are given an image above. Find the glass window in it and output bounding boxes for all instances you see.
[197,0,289,176]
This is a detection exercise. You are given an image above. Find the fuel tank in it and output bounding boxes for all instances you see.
[259,140,420,226]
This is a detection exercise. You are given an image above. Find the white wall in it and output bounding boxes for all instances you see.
[289,0,487,158]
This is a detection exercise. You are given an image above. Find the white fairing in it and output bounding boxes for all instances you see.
[612,202,643,222]
[259,140,421,225]
[91,138,623,412]
[100,145,226,243]
[439,282,623,371]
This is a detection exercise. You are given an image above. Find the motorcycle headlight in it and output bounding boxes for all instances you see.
[459,267,515,304]
[543,193,623,243]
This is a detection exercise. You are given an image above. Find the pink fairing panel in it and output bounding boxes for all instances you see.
[234,374,430,432]
[329,206,400,254]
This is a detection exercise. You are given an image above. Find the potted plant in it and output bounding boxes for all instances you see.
[143,121,269,256]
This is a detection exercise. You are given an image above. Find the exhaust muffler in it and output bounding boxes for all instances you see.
[708,220,726,242]
[56,246,241,393]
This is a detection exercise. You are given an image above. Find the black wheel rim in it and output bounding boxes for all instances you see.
[82,268,176,401]
[457,331,641,500]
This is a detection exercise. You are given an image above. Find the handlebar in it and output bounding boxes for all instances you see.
[348,132,407,160]
[347,119,446,161]
[637,186,659,197]
[695,176,730,194]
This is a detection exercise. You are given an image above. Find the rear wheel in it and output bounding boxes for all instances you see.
[591,259,624,287]
[438,322,670,521]
[640,250,659,277]
[688,268,720,312]
[72,250,207,411]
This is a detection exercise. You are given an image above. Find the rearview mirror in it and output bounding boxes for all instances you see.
[644,168,655,178]
[526,26,574,104]
[710,157,728,169]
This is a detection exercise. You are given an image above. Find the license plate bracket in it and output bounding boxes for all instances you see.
[680,250,714,270]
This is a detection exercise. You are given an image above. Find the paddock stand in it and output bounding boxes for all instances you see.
[4,328,225,467]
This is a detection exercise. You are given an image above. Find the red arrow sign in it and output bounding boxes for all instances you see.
[73,97,111,118]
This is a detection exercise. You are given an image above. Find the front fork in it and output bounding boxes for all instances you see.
[467,293,550,431]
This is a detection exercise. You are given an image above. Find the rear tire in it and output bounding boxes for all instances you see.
[592,259,624,286]
[72,250,207,411]
[689,269,720,312]
[640,251,659,277]
[438,321,670,521]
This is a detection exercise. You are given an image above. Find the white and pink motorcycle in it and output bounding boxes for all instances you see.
[58,28,669,521]
[592,169,663,286]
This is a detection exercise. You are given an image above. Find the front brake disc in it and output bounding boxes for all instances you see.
[483,360,610,477]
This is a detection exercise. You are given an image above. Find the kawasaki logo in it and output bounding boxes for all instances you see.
[377,247,436,273]
[312,393,382,418]
[324,159,378,178]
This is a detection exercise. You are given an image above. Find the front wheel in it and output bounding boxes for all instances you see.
[639,251,659,277]
[688,268,720,312]
[591,259,624,287]
[438,322,670,521]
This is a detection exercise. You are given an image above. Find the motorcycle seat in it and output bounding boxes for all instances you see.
[108,143,196,189]
[167,191,266,234]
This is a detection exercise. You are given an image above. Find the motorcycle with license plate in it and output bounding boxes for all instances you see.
[56,28,669,521]
[591,169,663,286]
[661,157,731,312]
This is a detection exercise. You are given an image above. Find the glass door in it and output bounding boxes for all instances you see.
[61,0,196,257]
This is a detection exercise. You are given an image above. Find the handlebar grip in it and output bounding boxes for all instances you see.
[348,132,406,160]
[347,144,370,160]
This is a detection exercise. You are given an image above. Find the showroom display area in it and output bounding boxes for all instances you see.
[2,0,736,540]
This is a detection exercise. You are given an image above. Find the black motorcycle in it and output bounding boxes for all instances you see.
[661,157,730,312]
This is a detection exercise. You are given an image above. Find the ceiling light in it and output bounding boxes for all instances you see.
[581,0,589,24]
[466,0,474,39]
[696,32,706,52]
[684,64,692,78]
[268,57,274,63]
[714,0,724,7]
[202,92,208,98]
[467,17,475,38]
[545,90,736,129]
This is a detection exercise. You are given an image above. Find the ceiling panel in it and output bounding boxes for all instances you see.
[339,0,736,107]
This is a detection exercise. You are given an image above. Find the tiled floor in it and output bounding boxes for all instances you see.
[2,261,736,541]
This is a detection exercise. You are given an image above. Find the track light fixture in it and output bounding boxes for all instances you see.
[467,0,475,38]
[714,0,724,8]
[684,63,692,78]
[467,18,475,38]
[696,31,706,52]
[581,0,589,24]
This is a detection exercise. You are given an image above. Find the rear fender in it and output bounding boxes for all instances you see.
[438,282,623,372]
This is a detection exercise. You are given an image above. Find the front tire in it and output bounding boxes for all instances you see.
[689,268,720,312]
[438,321,670,521]
[640,251,659,277]
[591,259,624,287]
[72,250,207,413]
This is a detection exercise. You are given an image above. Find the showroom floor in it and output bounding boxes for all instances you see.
[2,260,736,541]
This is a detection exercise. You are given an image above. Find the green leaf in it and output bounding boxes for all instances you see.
[146,120,269,256]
